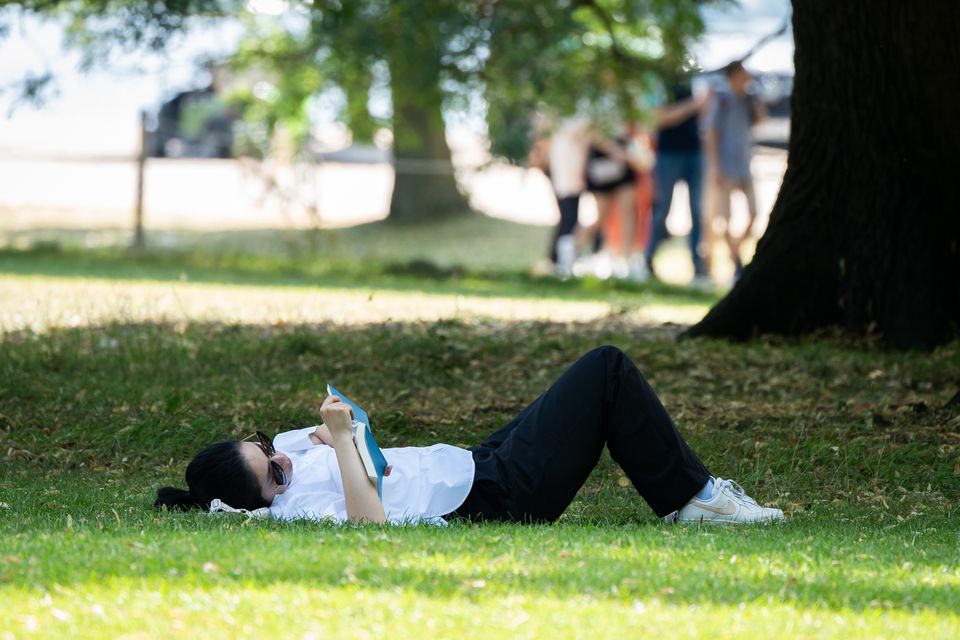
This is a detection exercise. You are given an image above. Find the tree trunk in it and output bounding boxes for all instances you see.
[386,30,470,222]
[684,0,960,350]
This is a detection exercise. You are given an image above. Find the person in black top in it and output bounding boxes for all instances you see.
[644,80,712,283]
[580,135,642,279]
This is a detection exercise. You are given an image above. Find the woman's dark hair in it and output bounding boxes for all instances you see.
[154,441,270,512]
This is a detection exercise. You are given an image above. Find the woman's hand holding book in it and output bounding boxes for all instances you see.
[321,393,386,524]
[320,395,355,442]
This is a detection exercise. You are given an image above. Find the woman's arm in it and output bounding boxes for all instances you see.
[588,133,632,164]
[653,89,713,128]
[309,423,334,446]
[320,396,387,524]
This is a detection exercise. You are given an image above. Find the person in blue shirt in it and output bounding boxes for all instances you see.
[155,346,784,525]
[704,60,766,277]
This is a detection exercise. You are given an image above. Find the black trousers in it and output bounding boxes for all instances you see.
[547,194,580,262]
[452,346,710,522]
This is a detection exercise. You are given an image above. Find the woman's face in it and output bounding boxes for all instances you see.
[239,442,294,503]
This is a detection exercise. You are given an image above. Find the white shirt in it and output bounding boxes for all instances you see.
[548,116,592,197]
[269,426,475,525]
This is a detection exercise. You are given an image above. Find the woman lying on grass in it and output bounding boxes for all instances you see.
[156,346,784,525]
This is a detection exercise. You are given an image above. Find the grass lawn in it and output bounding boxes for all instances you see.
[2,213,556,272]
[1,241,958,639]
[2,211,713,283]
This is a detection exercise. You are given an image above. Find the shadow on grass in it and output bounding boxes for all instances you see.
[3,319,958,489]
[2,216,552,272]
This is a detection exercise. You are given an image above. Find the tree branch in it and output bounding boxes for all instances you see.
[574,0,668,75]
[701,17,790,73]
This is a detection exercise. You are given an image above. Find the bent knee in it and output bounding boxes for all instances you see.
[588,344,626,362]
[591,344,642,375]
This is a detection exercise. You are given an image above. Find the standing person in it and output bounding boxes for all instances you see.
[579,133,646,281]
[644,79,712,286]
[704,60,766,278]
[543,116,593,277]
[599,126,657,278]
[155,346,784,526]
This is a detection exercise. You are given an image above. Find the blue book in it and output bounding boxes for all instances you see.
[326,384,389,498]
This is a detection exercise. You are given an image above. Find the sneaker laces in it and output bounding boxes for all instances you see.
[714,478,759,506]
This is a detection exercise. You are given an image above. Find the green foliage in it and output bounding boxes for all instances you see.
[482,0,707,159]
[7,0,718,217]
[11,0,713,160]
[12,1,237,65]
[228,16,324,156]
[233,0,712,160]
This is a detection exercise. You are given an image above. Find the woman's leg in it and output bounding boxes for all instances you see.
[614,183,637,259]
[549,194,581,262]
[458,346,710,522]
[645,153,682,271]
[714,178,740,269]
[575,192,607,255]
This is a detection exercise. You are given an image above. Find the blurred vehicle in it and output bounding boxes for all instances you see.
[147,87,238,159]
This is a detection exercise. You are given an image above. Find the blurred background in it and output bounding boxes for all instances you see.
[0,0,793,285]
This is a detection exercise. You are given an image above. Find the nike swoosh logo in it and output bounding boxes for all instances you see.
[694,500,736,515]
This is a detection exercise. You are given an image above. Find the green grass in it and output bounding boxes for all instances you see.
[2,212,714,287]
[2,214,554,271]
[0,242,717,304]
[1,243,959,639]
[3,514,957,638]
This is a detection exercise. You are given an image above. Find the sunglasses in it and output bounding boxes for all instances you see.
[253,431,288,486]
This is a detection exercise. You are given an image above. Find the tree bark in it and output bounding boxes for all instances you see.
[684,0,960,350]
[386,29,470,222]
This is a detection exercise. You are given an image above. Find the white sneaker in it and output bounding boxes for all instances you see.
[555,235,576,278]
[663,477,784,524]
[689,274,714,292]
[593,252,615,280]
[573,251,614,280]
[611,256,630,280]
[627,254,649,282]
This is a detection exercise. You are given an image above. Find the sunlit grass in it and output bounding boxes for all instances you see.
[6,584,954,640]
[0,275,712,334]
[2,510,958,638]
[0,243,716,333]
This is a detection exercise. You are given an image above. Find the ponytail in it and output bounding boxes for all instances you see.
[154,486,205,511]
[154,440,269,513]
